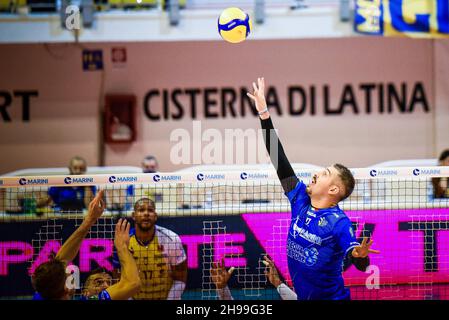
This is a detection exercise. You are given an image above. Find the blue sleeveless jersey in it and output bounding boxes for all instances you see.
[286,181,359,300]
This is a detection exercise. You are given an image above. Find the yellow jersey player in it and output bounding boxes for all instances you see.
[113,198,187,300]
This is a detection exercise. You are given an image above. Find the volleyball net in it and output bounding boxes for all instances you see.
[0,166,449,300]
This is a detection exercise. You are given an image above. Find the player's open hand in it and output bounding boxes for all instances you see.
[352,238,380,258]
[114,218,131,249]
[86,190,105,223]
[247,77,267,113]
[210,258,235,289]
[263,255,282,288]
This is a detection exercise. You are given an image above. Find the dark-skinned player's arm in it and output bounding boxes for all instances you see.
[263,255,297,300]
[211,258,235,300]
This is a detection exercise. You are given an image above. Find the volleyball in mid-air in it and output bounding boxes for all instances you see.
[218,7,252,43]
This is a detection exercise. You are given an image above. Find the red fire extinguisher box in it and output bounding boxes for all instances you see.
[104,94,136,143]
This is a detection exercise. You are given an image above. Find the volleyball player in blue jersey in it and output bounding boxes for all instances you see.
[247,78,380,300]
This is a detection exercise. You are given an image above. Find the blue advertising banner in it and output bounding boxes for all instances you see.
[82,50,103,71]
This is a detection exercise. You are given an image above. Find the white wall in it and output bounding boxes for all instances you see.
[0,37,446,174]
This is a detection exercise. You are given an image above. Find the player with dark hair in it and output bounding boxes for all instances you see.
[32,190,141,300]
[113,198,187,300]
[32,259,68,300]
[247,77,380,300]
[82,268,113,299]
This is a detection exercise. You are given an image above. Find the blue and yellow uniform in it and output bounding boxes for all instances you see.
[113,225,186,300]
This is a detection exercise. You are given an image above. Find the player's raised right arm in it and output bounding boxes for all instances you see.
[247,77,298,193]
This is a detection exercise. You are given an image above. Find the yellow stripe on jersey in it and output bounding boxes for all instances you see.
[129,235,173,300]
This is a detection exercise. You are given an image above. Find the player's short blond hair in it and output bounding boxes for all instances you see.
[333,163,355,201]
